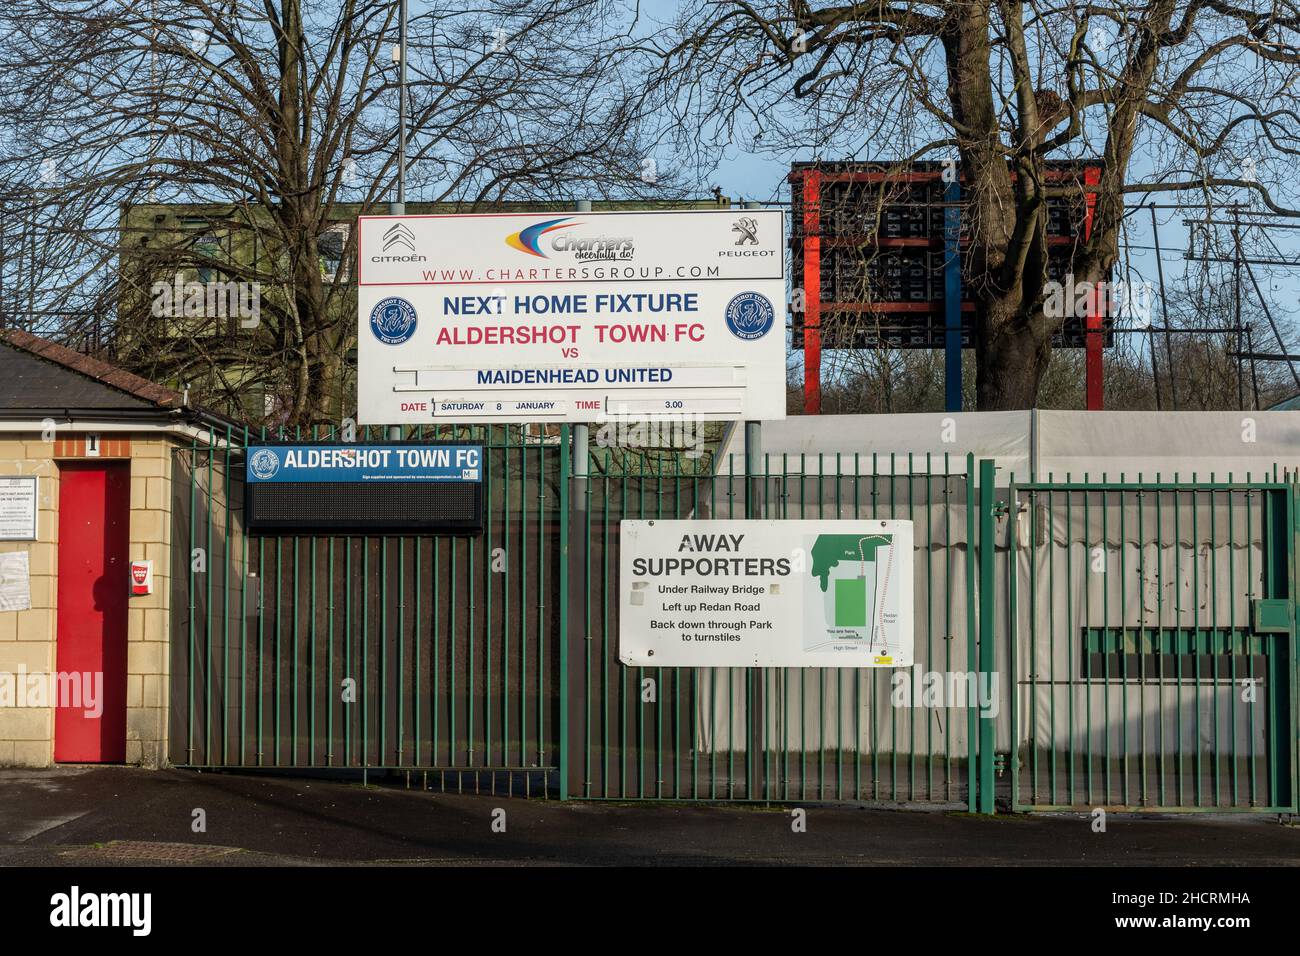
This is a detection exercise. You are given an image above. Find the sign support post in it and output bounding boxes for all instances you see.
[386,0,404,447]
[744,418,763,797]
[977,458,996,813]
[740,174,767,797]
[559,424,572,799]
[567,419,589,800]
[564,199,593,800]
[390,0,407,215]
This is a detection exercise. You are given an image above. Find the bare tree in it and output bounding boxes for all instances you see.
[0,0,670,424]
[640,0,1300,409]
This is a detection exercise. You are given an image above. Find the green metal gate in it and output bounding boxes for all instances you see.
[1002,472,1297,812]
[571,449,976,806]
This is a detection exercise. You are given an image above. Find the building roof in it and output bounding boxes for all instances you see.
[0,329,182,413]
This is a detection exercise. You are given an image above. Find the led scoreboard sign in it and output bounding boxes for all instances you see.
[244,443,483,534]
[355,208,788,424]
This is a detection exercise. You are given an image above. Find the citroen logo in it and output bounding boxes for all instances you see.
[382,222,417,252]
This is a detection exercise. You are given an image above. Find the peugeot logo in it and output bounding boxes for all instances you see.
[382,223,416,252]
[732,216,759,246]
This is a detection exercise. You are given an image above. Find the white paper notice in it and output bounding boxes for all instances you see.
[0,477,37,540]
[0,550,30,611]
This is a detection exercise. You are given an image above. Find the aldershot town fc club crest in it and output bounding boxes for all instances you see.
[369,296,418,345]
[249,448,280,480]
[724,291,775,340]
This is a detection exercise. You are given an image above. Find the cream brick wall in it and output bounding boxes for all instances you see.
[125,438,173,768]
[0,431,178,768]
[0,435,57,767]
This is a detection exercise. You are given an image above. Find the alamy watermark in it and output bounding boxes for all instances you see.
[0,666,102,717]
[1043,274,1154,325]
[50,886,150,936]
[596,406,707,460]
[151,271,260,327]
[891,666,1000,719]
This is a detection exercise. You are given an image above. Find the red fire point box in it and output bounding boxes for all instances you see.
[130,560,153,596]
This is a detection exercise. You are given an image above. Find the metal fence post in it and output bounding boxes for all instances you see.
[558,423,571,799]
[977,458,997,813]
[566,420,589,800]
[1288,482,1299,812]
[1264,485,1296,810]
[964,453,978,811]
[744,420,763,797]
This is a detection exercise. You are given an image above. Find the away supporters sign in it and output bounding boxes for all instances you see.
[619,520,914,668]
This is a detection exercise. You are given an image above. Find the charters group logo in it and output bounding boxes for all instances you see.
[724,291,775,340]
[249,447,280,480]
[369,296,418,345]
[506,217,579,258]
[506,217,634,261]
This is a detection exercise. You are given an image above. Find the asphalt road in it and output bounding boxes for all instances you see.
[1,766,1298,866]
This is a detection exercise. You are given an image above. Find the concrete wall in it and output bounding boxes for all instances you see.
[0,430,176,767]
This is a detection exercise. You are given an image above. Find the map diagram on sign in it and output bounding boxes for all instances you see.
[805,534,902,662]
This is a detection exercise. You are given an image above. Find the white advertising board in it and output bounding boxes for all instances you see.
[619,520,913,668]
[356,209,787,424]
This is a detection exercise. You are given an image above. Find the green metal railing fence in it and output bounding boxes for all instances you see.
[169,428,1298,813]
[573,450,975,806]
[170,424,564,795]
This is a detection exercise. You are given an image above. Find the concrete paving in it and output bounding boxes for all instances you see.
[1,766,1298,866]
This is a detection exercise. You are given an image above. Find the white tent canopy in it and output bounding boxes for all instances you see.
[719,409,1300,482]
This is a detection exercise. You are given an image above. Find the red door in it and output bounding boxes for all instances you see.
[55,462,129,762]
